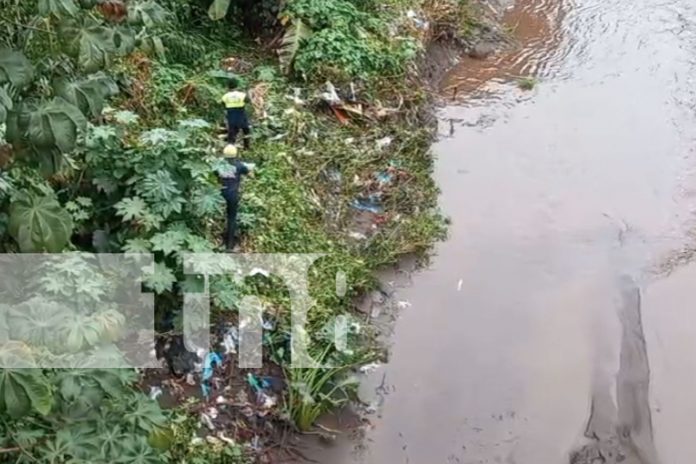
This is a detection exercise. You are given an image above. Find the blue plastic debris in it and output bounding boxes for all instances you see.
[201,352,223,398]
[351,197,383,214]
[376,171,393,185]
[246,373,262,392]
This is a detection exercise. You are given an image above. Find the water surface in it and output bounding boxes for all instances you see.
[312,0,696,462]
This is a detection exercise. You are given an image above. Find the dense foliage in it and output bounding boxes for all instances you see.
[0,0,458,461]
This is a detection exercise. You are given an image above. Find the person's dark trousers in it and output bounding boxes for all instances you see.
[226,112,251,149]
[221,187,240,250]
[227,124,250,149]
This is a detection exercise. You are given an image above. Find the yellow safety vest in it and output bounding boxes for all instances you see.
[222,91,246,109]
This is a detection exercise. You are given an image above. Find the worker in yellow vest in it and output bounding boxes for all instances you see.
[221,79,251,149]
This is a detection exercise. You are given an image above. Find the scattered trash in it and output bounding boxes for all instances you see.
[185,372,196,386]
[262,319,275,331]
[396,300,411,309]
[349,231,368,240]
[246,373,278,413]
[376,136,392,149]
[286,87,305,106]
[201,351,223,398]
[405,9,429,29]
[218,433,236,445]
[216,395,228,404]
[149,386,163,401]
[351,197,383,214]
[200,412,216,430]
[319,81,365,125]
[247,373,270,392]
[359,362,381,374]
[320,81,342,106]
[257,391,277,409]
[376,171,393,185]
[332,107,349,124]
[249,267,270,278]
[222,327,238,354]
[371,290,386,305]
[344,137,355,145]
[457,279,463,291]
[207,407,219,419]
[349,82,358,102]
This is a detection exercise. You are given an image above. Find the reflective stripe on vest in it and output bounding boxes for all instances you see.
[222,91,245,108]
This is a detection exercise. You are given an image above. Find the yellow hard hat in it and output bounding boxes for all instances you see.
[223,144,238,157]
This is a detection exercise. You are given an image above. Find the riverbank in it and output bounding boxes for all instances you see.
[125,0,508,462]
[0,0,509,461]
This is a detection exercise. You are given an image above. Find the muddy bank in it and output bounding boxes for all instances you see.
[420,0,515,90]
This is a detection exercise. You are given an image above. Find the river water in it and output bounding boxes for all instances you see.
[307,0,696,463]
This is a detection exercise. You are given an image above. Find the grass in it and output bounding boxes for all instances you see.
[117,0,454,440]
[517,76,537,90]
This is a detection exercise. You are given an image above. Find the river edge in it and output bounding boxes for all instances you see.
[130,2,519,462]
[292,2,520,461]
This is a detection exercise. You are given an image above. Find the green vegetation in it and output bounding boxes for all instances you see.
[517,76,537,90]
[0,0,479,460]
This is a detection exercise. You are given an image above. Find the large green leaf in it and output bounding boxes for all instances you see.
[0,85,12,124]
[114,197,149,222]
[60,18,117,72]
[62,315,103,353]
[149,229,186,256]
[142,262,175,294]
[6,298,66,350]
[0,370,53,418]
[113,26,137,55]
[0,49,34,88]
[191,184,224,217]
[19,97,87,153]
[208,0,231,20]
[38,0,80,17]
[54,73,118,118]
[279,18,312,74]
[128,0,168,26]
[8,192,74,252]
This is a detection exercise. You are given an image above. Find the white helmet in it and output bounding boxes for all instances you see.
[223,144,238,157]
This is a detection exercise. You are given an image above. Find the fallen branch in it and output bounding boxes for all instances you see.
[0,447,20,454]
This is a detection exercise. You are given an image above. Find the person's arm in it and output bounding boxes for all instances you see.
[240,164,249,176]
[239,161,255,178]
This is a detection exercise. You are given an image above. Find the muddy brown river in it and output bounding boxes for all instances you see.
[305,0,696,462]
